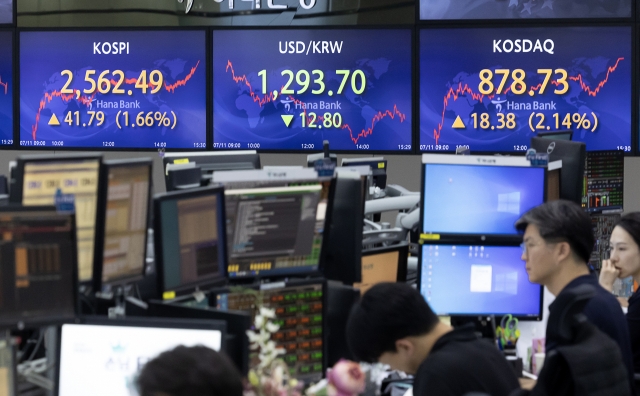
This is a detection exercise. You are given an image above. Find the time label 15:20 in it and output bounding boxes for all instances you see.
[59,69,164,95]
[479,68,569,95]
[256,69,366,96]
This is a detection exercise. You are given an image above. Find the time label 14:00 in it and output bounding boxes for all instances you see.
[256,69,366,96]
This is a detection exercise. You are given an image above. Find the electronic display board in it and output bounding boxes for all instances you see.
[419,26,631,153]
[212,29,412,152]
[19,30,207,149]
[0,31,11,145]
[420,0,631,20]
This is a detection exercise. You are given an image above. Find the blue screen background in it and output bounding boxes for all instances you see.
[420,0,631,20]
[212,29,412,152]
[422,164,545,234]
[421,244,542,316]
[0,31,12,145]
[419,27,632,152]
[20,31,207,149]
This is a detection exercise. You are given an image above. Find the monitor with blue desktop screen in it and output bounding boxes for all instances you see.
[422,162,545,235]
[420,244,542,318]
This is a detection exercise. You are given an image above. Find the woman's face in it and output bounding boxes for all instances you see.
[609,226,640,279]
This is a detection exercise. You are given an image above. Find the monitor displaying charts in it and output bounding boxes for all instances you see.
[212,28,412,152]
[0,31,12,145]
[420,0,631,20]
[20,30,207,149]
[419,26,631,153]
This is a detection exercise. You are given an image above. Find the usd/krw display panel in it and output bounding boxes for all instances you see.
[213,29,413,152]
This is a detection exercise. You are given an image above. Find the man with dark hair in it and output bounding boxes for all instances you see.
[346,282,520,396]
[136,345,243,396]
[516,200,635,390]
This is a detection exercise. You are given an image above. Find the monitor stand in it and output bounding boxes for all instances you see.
[106,284,148,318]
[450,315,497,342]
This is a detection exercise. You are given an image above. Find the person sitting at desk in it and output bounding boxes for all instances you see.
[345,282,520,396]
[599,212,640,376]
[136,345,243,396]
[515,200,635,392]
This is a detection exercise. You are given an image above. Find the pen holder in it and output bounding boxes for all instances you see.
[503,345,517,357]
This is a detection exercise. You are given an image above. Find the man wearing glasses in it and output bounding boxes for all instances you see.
[516,200,634,390]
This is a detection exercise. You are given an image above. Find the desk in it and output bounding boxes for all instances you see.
[519,378,536,390]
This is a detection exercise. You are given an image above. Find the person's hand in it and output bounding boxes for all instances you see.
[599,259,620,292]
[617,297,630,308]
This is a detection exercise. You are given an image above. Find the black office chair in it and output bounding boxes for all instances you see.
[509,284,632,396]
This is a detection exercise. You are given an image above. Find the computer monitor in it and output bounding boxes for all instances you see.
[153,186,227,298]
[212,280,326,383]
[421,154,546,236]
[224,184,326,279]
[536,130,573,141]
[93,159,152,293]
[0,338,17,396]
[162,151,260,190]
[0,207,77,329]
[146,300,251,375]
[9,154,102,283]
[354,243,409,295]
[0,175,7,195]
[341,157,388,189]
[531,138,586,205]
[322,171,364,284]
[56,317,226,396]
[419,242,543,319]
[582,151,624,213]
[325,281,359,367]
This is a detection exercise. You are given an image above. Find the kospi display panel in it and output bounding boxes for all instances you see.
[420,0,631,20]
[212,29,413,152]
[0,31,12,146]
[419,27,631,153]
[19,30,207,150]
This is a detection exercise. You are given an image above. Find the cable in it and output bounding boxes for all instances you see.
[26,332,43,362]
[79,293,97,315]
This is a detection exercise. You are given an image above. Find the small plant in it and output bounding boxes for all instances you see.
[242,289,302,396]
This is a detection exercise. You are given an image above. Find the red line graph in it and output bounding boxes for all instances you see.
[432,57,625,145]
[30,62,201,140]
[225,60,407,145]
[0,76,7,95]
